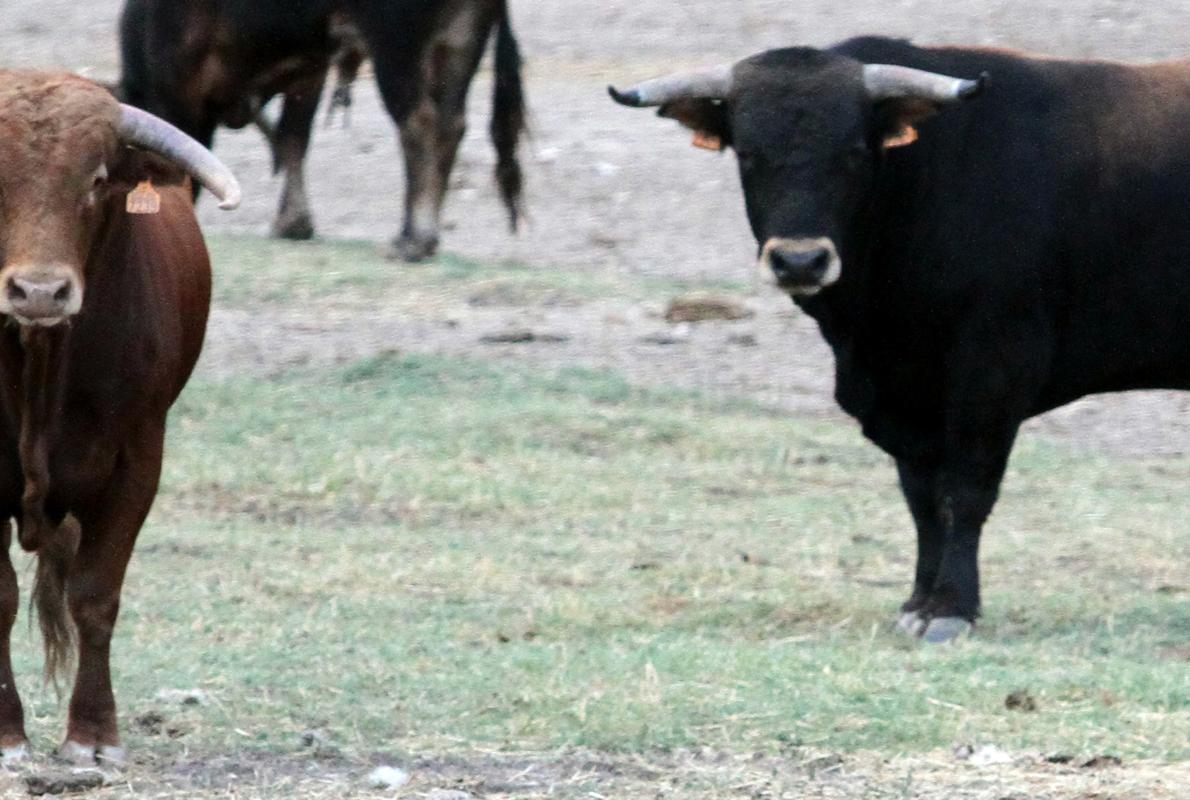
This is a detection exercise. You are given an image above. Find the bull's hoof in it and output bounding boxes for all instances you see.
[57,740,126,768]
[895,611,926,637]
[386,235,438,263]
[271,214,315,241]
[1,741,28,766]
[921,616,973,643]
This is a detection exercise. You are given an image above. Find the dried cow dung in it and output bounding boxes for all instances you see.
[664,292,755,323]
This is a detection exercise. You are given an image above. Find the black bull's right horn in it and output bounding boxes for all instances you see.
[608,65,734,107]
[608,62,984,107]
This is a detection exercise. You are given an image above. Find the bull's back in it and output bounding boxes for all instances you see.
[841,39,1190,404]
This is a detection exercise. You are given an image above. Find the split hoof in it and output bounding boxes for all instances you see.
[57,740,126,768]
[921,616,973,643]
[1,741,28,766]
[387,235,438,263]
[896,611,926,637]
[271,214,315,241]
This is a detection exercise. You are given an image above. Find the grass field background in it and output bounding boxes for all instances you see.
[3,237,1186,796]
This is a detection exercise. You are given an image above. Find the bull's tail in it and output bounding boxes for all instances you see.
[490,0,526,231]
[116,0,151,105]
[30,515,80,691]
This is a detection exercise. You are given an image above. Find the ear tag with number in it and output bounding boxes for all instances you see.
[126,180,161,215]
[692,130,724,151]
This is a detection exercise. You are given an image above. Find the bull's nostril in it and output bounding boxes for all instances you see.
[770,250,798,279]
[770,247,833,284]
[53,283,71,303]
[7,278,27,302]
[807,249,831,277]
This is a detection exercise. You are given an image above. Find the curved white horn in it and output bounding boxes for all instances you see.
[863,65,986,103]
[117,104,242,210]
[609,65,733,108]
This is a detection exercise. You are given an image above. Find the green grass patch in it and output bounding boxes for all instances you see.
[10,352,1187,763]
[203,234,744,311]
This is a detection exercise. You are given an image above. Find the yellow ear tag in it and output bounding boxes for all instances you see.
[126,180,161,215]
[692,130,724,151]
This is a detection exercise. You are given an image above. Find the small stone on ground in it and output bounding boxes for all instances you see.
[366,765,410,789]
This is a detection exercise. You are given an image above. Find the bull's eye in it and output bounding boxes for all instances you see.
[86,164,110,206]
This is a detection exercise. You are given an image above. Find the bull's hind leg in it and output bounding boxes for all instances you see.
[0,523,27,762]
[390,93,444,261]
[386,1,494,261]
[59,427,164,767]
[270,73,328,241]
[427,3,494,218]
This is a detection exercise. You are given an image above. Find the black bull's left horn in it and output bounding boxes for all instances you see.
[608,62,984,108]
[861,65,986,102]
[116,104,242,210]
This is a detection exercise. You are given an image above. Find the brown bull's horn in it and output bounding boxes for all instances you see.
[608,65,733,107]
[116,104,242,210]
[862,64,987,103]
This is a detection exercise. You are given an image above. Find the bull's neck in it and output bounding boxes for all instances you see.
[0,324,72,551]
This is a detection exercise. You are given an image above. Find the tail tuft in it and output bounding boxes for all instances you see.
[31,515,80,692]
[490,1,526,231]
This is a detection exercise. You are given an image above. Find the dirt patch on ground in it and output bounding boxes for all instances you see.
[3,745,1188,799]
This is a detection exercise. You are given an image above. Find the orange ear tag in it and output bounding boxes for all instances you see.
[126,180,161,215]
[692,130,724,151]
[883,125,919,150]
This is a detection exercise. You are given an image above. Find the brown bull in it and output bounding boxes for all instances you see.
[0,70,239,764]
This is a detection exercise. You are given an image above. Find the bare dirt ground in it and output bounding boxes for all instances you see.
[5,0,1190,458]
[2,744,1188,799]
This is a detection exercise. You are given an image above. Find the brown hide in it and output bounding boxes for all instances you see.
[0,70,211,764]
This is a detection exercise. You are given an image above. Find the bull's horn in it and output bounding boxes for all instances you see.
[863,65,986,103]
[608,64,733,108]
[116,104,242,210]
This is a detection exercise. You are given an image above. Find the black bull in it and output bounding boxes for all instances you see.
[119,0,526,261]
[613,37,1190,642]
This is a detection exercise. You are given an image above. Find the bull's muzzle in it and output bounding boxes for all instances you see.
[0,264,82,327]
[760,238,841,296]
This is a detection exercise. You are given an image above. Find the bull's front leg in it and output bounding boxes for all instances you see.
[59,428,164,767]
[894,458,946,634]
[0,524,26,763]
[270,74,327,241]
[915,404,1022,642]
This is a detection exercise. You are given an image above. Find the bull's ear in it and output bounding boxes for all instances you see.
[658,99,731,151]
[874,97,941,150]
[109,148,189,191]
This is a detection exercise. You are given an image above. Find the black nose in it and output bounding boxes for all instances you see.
[769,247,832,285]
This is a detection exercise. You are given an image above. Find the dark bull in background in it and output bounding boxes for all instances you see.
[612,36,1190,642]
[118,0,526,261]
